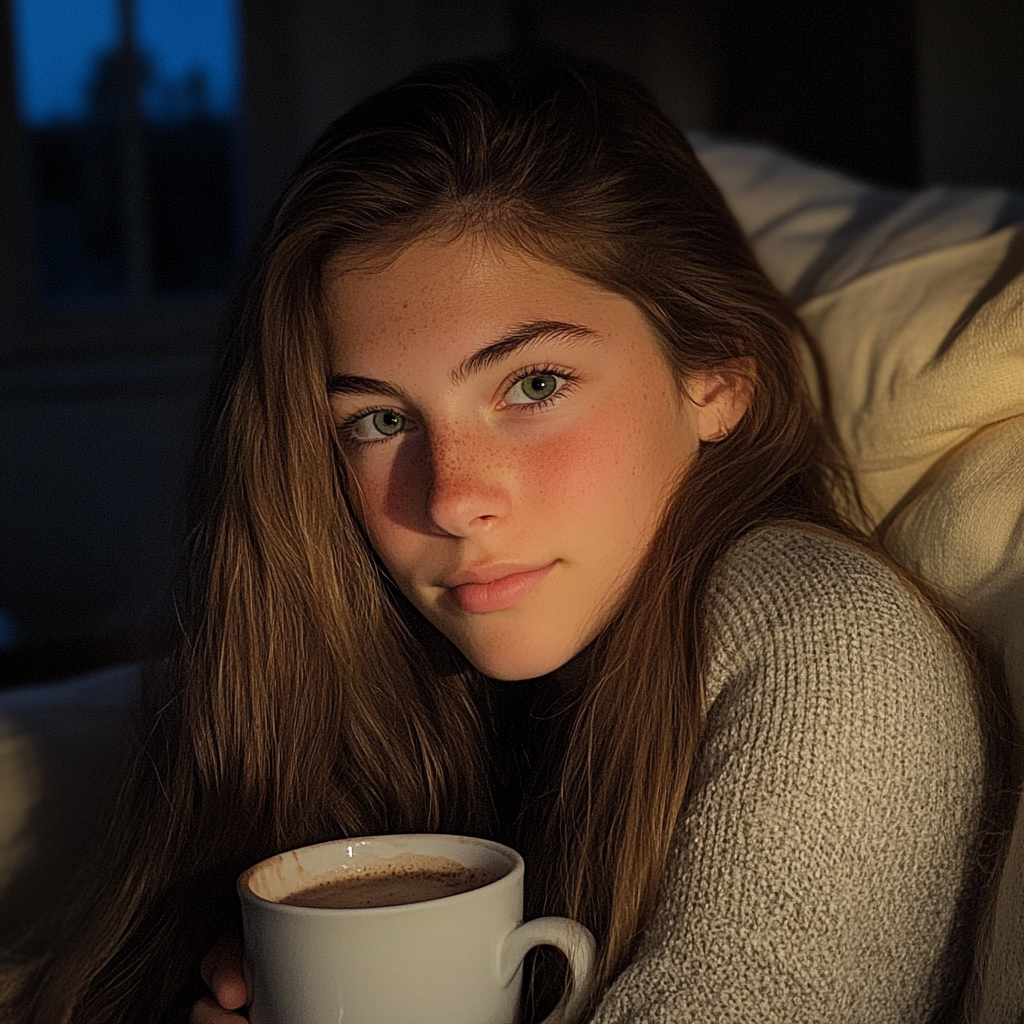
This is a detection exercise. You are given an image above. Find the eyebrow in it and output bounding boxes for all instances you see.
[327,320,600,399]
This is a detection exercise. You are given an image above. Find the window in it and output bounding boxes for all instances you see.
[10,0,242,306]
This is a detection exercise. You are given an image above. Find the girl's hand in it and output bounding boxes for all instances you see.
[190,936,248,1023]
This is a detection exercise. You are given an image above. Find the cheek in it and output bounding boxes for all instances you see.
[527,408,672,530]
[343,457,405,560]
[542,430,623,505]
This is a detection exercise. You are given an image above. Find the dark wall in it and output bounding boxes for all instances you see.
[714,0,920,188]
[919,0,1024,186]
[0,356,210,682]
[526,0,1024,191]
[525,0,726,133]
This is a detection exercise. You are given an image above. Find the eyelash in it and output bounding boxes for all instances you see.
[501,363,580,412]
[337,363,580,446]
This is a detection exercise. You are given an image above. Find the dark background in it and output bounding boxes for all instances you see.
[1,0,1022,685]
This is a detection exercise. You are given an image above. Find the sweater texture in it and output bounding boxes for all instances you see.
[590,525,990,1024]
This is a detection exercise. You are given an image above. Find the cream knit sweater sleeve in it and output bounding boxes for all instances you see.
[591,526,988,1024]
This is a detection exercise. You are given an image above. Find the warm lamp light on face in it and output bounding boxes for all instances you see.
[327,233,750,680]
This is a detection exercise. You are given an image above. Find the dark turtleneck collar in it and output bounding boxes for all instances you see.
[548,644,592,691]
[483,642,596,844]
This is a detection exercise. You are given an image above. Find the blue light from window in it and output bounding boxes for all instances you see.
[10,0,240,126]
[10,0,118,124]
[137,0,240,121]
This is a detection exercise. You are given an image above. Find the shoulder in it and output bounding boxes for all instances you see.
[698,522,985,809]
[702,522,974,719]
[708,522,938,640]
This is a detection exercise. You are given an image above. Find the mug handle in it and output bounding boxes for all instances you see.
[499,916,597,1024]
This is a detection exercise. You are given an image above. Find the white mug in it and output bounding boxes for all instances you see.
[238,833,597,1024]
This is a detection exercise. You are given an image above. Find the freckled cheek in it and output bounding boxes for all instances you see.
[517,418,638,521]
[542,410,689,549]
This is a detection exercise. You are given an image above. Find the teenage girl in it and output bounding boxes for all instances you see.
[4,54,1006,1024]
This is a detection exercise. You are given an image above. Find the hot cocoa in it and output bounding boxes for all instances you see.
[277,854,496,909]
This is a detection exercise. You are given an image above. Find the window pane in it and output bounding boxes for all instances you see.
[11,0,128,299]
[136,0,239,120]
[11,0,119,123]
[136,0,241,293]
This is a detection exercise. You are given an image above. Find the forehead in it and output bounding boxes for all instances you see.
[324,231,659,375]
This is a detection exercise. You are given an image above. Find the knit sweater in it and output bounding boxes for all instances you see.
[591,525,989,1024]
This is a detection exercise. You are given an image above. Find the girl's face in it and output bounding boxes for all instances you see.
[327,233,749,680]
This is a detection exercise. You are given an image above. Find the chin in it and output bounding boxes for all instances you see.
[458,639,579,682]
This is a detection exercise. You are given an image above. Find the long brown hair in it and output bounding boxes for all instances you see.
[3,53,996,1023]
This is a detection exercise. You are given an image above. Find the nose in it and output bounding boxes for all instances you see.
[426,429,511,536]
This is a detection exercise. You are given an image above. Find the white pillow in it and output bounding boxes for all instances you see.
[797,227,1024,521]
[691,132,1024,301]
[697,132,1023,712]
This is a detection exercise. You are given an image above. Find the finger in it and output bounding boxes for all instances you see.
[189,994,247,1023]
[210,955,248,1010]
[200,937,233,989]
[200,936,247,1010]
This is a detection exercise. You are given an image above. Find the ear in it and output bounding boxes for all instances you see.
[685,359,755,442]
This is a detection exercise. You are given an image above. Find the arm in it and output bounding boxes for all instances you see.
[592,527,988,1024]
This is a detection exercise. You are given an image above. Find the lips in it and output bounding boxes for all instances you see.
[443,562,557,614]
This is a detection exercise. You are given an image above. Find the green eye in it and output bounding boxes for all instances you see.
[371,410,404,436]
[345,408,410,444]
[518,374,558,401]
